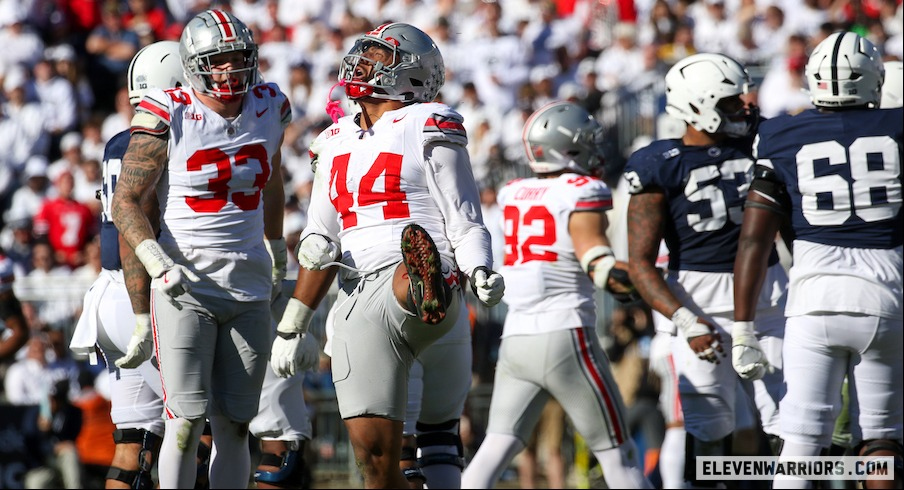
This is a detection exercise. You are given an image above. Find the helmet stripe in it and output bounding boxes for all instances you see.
[830,32,847,97]
[208,9,235,41]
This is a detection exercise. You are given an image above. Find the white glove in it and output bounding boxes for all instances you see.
[731,321,771,380]
[115,313,154,369]
[672,306,723,363]
[296,234,339,271]
[135,239,200,299]
[264,238,288,285]
[270,298,318,378]
[470,267,505,307]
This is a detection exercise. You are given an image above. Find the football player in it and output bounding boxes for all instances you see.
[270,22,503,488]
[734,32,902,489]
[461,101,652,489]
[624,53,788,486]
[111,10,289,488]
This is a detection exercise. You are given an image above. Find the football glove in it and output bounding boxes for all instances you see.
[135,239,200,302]
[296,234,339,271]
[115,313,154,369]
[270,298,319,378]
[731,321,772,380]
[606,268,642,304]
[264,238,288,286]
[470,266,505,307]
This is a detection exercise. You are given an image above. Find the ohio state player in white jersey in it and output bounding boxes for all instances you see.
[111,10,289,488]
[461,101,651,489]
[269,23,504,488]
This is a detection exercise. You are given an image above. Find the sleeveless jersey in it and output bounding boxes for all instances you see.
[303,102,492,281]
[133,83,291,300]
[623,138,779,273]
[754,107,903,318]
[497,173,612,334]
[99,130,129,271]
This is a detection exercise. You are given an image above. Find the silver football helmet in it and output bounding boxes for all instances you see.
[806,31,884,108]
[665,53,756,137]
[179,9,258,102]
[339,22,445,103]
[522,101,605,176]
[880,60,903,108]
[128,41,186,106]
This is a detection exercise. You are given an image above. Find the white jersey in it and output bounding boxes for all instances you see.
[134,83,291,301]
[497,173,612,335]
[304,102,491,281]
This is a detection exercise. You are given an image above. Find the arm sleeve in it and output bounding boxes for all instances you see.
[299,159,341,243]
[424,142,493,276]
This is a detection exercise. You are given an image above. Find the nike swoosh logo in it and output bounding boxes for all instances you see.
[163,274,169,284]
[393,115,406,123]
[256,108,268,117]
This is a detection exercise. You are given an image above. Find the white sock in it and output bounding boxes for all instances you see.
[594,440,654,489]
[157,418,206,489]
[660,427,687,489]
[208,415,251,489]
[461,433,524,489]
[773,440,822,489]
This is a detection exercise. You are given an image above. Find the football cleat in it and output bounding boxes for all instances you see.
[401,224,447,325]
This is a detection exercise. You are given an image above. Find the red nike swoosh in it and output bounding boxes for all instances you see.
[393,115,406,123]
[163,275,169,284]
[256,108,268,117]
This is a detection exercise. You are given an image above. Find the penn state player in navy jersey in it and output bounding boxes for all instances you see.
[734,32,903,490]
[69,41,184,489]
[624,53,788,487]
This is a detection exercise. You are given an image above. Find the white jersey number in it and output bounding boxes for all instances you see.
[685,159,751,232]
[796,136,902,225]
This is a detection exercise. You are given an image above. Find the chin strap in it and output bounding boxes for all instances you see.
[326,80,346,123]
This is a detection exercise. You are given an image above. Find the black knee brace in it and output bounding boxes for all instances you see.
[254,441,311,489]
[106,428,162,490]
[415,420,465,470]
[683,433,731,488]
[401,445,427,484]
[857,439,903,489]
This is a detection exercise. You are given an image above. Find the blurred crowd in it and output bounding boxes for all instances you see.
[0,0,901,487]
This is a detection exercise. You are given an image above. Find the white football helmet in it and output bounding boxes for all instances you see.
[806,31,884,108]
[179,9,258,102]
[128,41,186,106]
[881,60,903,108]
[522,101,605,176]
[665,53,756,137]
[339,22,445,103]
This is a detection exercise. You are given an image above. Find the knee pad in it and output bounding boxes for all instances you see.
[767,434,785,456]
[106,428,162,490]
[683,433,731,488]
[254,441,311,489]
[401,445,427,484]
[416,419,465,470]
[857,439,903,489]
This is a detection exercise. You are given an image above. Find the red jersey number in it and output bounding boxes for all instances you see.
[503,205,557,265]
[329,152,411,229]
[185,144,271,212]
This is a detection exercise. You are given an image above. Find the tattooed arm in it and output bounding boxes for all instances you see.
[626,189,680,316]
[112,132,167,252]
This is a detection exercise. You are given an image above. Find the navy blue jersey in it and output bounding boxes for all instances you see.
[624,138,778,272]
[99,130,130,271]
[755,107,903,249]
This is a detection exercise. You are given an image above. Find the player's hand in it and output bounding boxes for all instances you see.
[265,238,288,286]
[606,266,641,304]
[296,234,339,270]
[157,265,201,298]
[270,332,320,378]
[470,267,505,307]
[115,313,154,369]
[731,321,772,380]
[672,306,725,364]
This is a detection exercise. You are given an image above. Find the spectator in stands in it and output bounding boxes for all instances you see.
[0,6,45,70]
[34,55,79,160]
[85,1,141,113]
[0,65,51,186]
[124,0,179,42]
[595,22,645,93]
[46,44,95,128]
[4,335,50,404]
[49,131,85,185]
[33,169,97,269]
[100,86,133,143]
[0,254,27,363]
[72,370,116,488]
[24,378,84,489]
[4,155,49,225]
[0,217,35,277]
